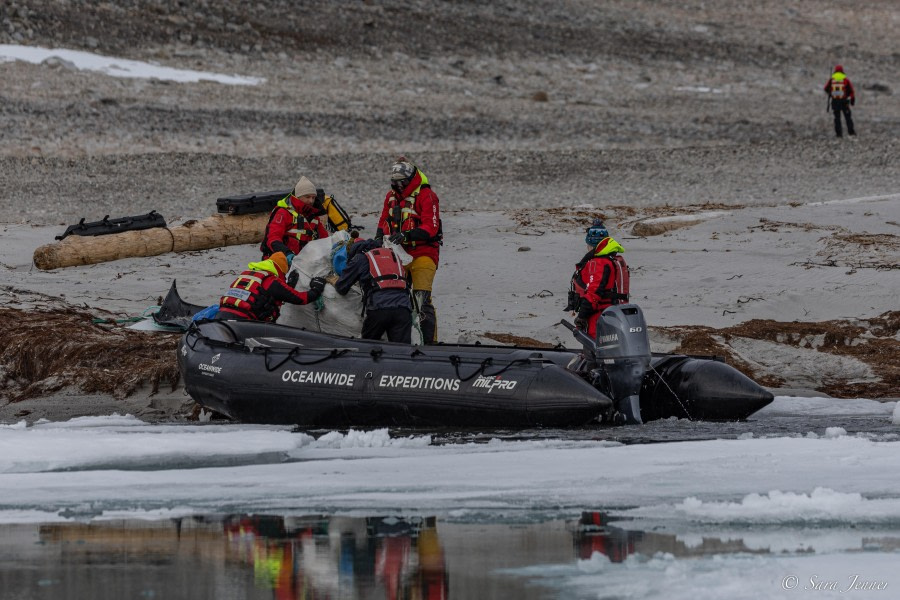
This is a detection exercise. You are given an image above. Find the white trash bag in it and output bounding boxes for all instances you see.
[279,232,421,343]
[279,233,363,337]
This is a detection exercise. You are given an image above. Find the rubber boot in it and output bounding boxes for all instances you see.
[415,291,437,344]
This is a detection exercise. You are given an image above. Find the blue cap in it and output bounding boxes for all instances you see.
[585,221,608,246]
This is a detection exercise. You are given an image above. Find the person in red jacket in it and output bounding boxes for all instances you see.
[375,157,442,343]
[572,228,629,339]
[260,176,329,265]
[824,64,856,138]
[217,251,326,322]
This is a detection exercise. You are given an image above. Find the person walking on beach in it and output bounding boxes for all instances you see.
[374,157,442,344]
[217,251,326,323]
[334,238,413,343]
[824,64,856,138]
[260,176,329,266]
[571,222,630,338]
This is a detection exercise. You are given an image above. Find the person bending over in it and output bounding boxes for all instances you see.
[334,239,413,343]
[217,251,326,323]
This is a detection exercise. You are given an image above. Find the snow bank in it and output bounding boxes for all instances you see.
[628,488,900,524]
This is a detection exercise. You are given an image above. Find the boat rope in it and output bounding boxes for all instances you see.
[183,323,352,371]
[447,355,532,382]
[648,362,694,420]
[313,296,325,331]
[263,346,352,371]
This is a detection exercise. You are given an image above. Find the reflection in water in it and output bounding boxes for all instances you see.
[574,511,768,563]
[223,514,448,599]
[0,511,896,599]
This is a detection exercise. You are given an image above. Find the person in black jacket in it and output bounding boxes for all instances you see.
[334,239,413,343]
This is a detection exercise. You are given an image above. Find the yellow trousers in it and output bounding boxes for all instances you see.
[408,256,437,292]
[407,256,437,342]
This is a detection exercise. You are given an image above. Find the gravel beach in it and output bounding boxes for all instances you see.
[1,0,898,421]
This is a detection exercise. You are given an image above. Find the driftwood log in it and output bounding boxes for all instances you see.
[33,214,269,270]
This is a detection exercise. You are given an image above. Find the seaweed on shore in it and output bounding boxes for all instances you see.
[0,306,179,402]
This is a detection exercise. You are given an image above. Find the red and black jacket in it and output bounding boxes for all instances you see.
[824,73,855,104]
[261,196,329,258]
[219,268,317,322]
[572,252,629,316]
[376,170,442,266]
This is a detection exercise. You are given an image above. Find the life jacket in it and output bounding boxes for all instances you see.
[573,254,629,305]
[386,173,443,248]
[318,193,352,232]
[365,248,407,291]
[219,268,280,321]
[573,238,630,309]
[260,197,324,255]
[610,254,630,302]
[830,73,847,99]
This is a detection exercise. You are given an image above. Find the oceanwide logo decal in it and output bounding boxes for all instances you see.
[282,370,356,386]
[198,352,224,377]
[198,362,222,376]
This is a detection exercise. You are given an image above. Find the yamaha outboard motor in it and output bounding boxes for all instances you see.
[592,305,651,424]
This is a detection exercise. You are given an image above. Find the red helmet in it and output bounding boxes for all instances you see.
[833,64,844,73]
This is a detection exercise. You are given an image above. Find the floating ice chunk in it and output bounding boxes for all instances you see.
[577,551,611,573]
[311,428,432,449]
[629,487,900,524]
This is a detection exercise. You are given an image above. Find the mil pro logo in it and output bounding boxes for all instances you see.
[471,375,517,393]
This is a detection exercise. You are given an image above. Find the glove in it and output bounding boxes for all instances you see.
[388,232,406,245]
[575,307,594,331]
[850,98,855,106]
[285,253,295,267]
[374,229,384,241]
[564,290,578,312]
[309,276,327,294]
[286,271,299,288]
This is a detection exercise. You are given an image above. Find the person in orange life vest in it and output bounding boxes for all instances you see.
[260,176,329,265]
[824,65,856,138]
[217,251,327,322]
[572,229,629,339]
[334,238,413,343]
[374,157,441,344]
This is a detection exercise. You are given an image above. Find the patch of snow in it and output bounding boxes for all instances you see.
[0,44,263,85]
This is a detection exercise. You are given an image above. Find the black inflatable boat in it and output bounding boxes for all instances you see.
[178,305,773,427]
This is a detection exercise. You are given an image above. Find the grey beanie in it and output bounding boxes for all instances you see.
[293,176,317,198]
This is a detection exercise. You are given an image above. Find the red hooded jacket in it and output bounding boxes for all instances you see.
[376,169,441,266]
[261,195,329,258]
